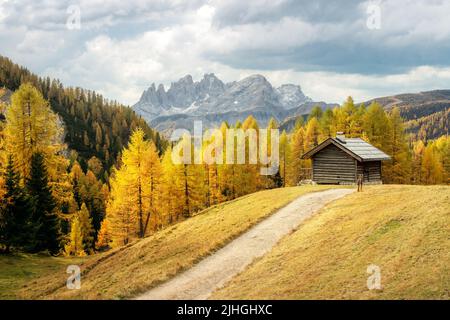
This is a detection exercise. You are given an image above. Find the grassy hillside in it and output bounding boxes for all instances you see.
[4,185,336,299]
[0,254,86,299]
[212,185,450,299]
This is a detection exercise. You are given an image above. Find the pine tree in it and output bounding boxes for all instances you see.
[0,155,35,252]
[26,152,61,254]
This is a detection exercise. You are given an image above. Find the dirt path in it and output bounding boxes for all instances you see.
[135,188,354,300]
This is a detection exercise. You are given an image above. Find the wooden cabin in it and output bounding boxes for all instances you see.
[302,133,391,185]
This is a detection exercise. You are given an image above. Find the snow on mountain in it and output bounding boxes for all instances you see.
[276,84,312,109]
[132,73,316,135]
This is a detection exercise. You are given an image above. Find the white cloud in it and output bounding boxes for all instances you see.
[2,0,450,106]
[264,66,450,104]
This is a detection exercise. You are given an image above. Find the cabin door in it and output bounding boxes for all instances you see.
[363,166,369,182]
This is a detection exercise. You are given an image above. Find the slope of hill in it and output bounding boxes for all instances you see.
[212,185,450,300]
[279,89,449,141]
[362,90,450,140]
[0,56,167,172]
[3,185,447,300]
[5,185,336,299]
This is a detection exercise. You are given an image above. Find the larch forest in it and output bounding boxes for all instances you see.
[0,56,449,256]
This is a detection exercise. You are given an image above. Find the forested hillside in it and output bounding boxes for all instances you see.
[281,90,450,142]
[0,56,167,175]
[363,90,450,141]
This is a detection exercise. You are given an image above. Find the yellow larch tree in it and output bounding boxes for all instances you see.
[4,83,65,180]
[261,117,279,189]
[383,107,411,183]
[434,136,450,183]
[279,130,291,187]
[421,143,445,184]
[289,126,306,185]
[64,216,86,257]
[95,218,112,250]
[78,203,95,253]
[304,117,321,151]
[105,128,162,247]
[239,115,259,196]
[412,140,425,184]
[202,132,222,206]
[160,146,184,224]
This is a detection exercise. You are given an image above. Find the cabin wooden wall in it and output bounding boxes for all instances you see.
[312,144,356,184]
[357,161,382,182]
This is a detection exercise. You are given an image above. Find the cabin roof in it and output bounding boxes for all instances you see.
[302,137,391,162]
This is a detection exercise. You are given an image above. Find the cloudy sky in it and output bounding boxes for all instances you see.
[1,0,450,105]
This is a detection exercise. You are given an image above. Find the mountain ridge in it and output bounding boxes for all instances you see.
[133,73,316,135]
[360,90,450,140]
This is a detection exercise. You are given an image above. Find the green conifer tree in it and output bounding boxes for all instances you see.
[26,152,61,254]
[0,155,35,252]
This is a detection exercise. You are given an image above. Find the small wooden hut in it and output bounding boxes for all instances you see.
[302,133,391,185]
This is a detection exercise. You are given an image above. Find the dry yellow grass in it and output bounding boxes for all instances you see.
[17,185,336,299]
[212,185,450,300]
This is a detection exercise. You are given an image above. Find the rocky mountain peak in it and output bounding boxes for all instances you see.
[276,84,312,109]
[132,73,313,132]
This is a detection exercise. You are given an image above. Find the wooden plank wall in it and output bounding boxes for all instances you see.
[357,161,382,182]
[312,144,356,184]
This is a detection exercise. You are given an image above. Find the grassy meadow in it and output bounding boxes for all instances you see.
[1,185,336,299]
[212,185,450,299]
